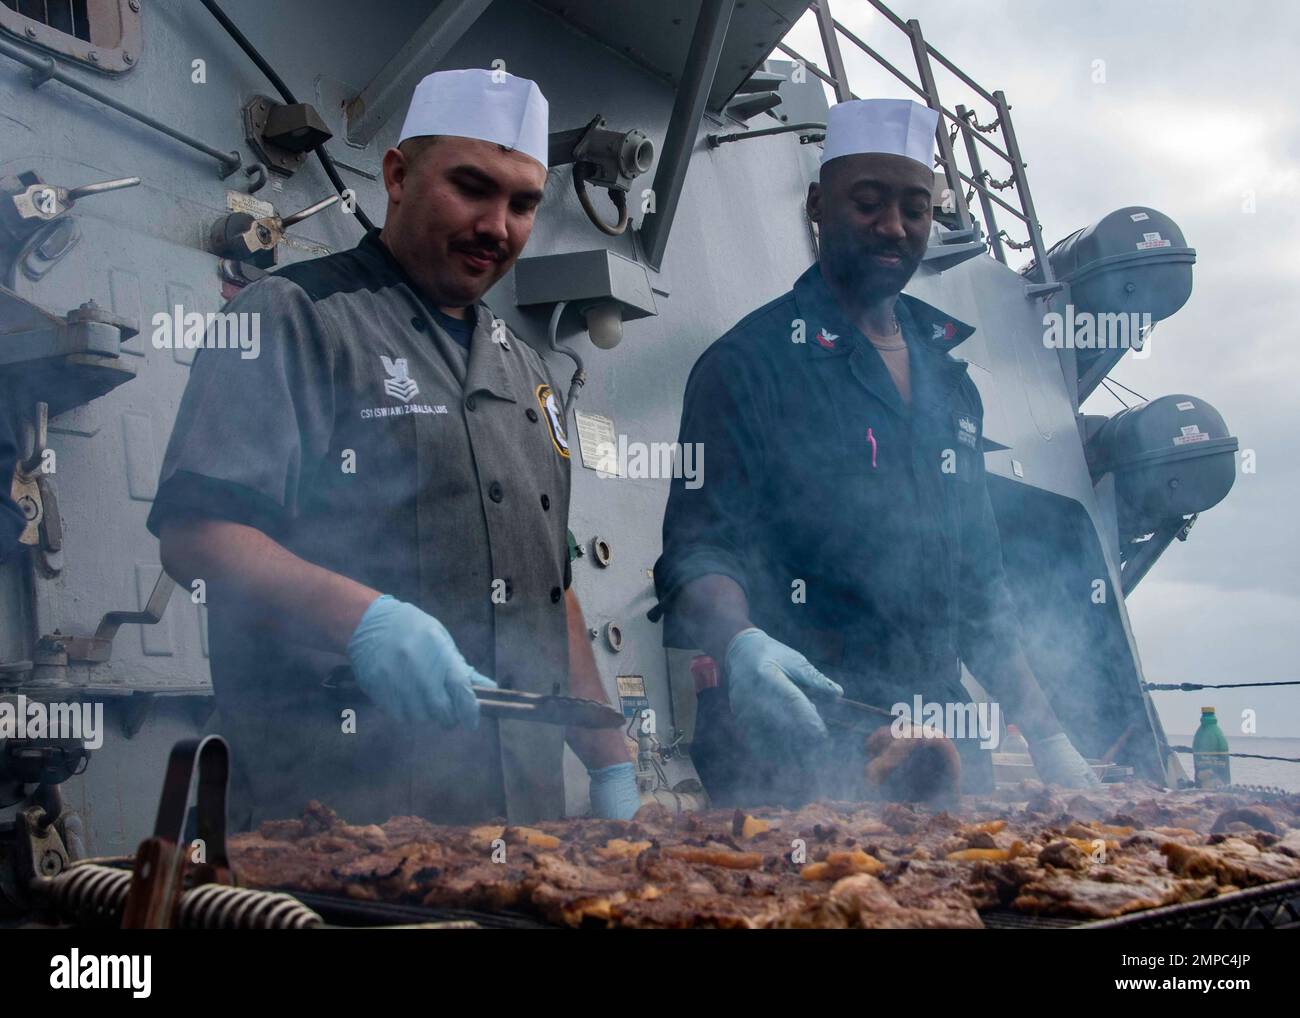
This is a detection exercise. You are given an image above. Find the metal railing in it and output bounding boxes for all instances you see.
[778,0,1054,280]
[0,34,242,178]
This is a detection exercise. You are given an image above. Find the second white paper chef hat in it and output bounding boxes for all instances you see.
[398,68,549,168]
[821,98,938,169]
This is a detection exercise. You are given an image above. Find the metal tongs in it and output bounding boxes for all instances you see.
[321,668,623,729]
[809,691,895,733]
[473,687,624,729]
[120,735,234,928]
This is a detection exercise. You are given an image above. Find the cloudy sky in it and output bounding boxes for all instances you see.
[782,1,1300,740]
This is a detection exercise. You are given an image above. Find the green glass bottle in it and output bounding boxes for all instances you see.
[1191,707,1231,788]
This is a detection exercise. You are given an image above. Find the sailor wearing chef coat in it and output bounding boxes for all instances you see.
[149,69,637,828]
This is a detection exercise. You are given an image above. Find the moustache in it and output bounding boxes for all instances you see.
[452,242,506,262]
[861,244,912,261]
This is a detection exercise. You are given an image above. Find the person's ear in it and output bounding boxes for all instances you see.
[381,147,407,206]
[806,181,822,224]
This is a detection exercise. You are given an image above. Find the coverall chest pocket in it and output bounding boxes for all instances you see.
[837,402,902,479]
[838,416,906,547]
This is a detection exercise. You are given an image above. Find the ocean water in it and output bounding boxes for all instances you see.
[1167,735,1300,792]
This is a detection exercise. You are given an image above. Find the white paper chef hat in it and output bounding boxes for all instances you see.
[398,68,549,168]
[820,98,938,169]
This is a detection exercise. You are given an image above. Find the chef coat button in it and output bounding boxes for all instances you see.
[550,586,562,604]
[411,316,427,332]
[466,396,477,412]
[526,407,539,422]
[489,481,504,502]
[540,493,550,510]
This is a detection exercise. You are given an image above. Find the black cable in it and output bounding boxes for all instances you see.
[198,0,375,232]
[1099,378,1130,408]
[198,0,296,102]
[1169,746,1300,764]
[1107,375,1148,403]
[1144,679,1300,691]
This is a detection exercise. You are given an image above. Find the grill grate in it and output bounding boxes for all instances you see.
[290,884,1300,930]
[1082,878,1300,930]
[981,877,1300,930]
[981,910,1080,929]
[287,890,555,929]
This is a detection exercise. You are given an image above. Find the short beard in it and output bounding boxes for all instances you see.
[820,224,920,306]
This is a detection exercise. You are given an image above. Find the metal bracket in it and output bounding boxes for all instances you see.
[344,0,495,146]
[243,95,332,177]
[10,796,71,910]
[119,694,155,740]
[640,0,736,269]
[0,317,124,363]
[921,226,988,272]
[1025,281,1065,299]
[11,467,41,549]
[33,473,62,572]
[36,571,176,666]
[0,291,138,417]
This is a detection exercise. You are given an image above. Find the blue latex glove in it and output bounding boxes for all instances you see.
[347,595,495,727]
[588,761,641,820]
[724,628,844,751]
[1029,732,1102,789]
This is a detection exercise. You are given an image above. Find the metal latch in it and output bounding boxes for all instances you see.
[9,402,62,571]
[9,176,140,223]
[0,173,140,246]
[209,193,340,269]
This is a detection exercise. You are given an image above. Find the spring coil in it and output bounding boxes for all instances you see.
[178,883,321,929]
[45,864,133,925]
[44,863,322,928]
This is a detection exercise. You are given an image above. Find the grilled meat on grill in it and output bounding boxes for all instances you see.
[228,783,1300,928]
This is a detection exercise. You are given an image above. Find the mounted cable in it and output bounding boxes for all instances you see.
[198,0,375,232]
[546,301,586,413]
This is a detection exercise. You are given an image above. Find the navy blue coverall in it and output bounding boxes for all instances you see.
[654,264,1026,805]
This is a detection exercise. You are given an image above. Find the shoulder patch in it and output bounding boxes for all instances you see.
[535,383,570,458]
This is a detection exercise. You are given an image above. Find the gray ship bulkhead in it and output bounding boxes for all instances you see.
[0,0,1217,855]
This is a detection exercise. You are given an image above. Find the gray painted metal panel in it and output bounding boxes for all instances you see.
[0,0,1196,853]
[345,0,496,146]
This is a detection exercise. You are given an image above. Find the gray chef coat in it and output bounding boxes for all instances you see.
[146,230,572,827]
